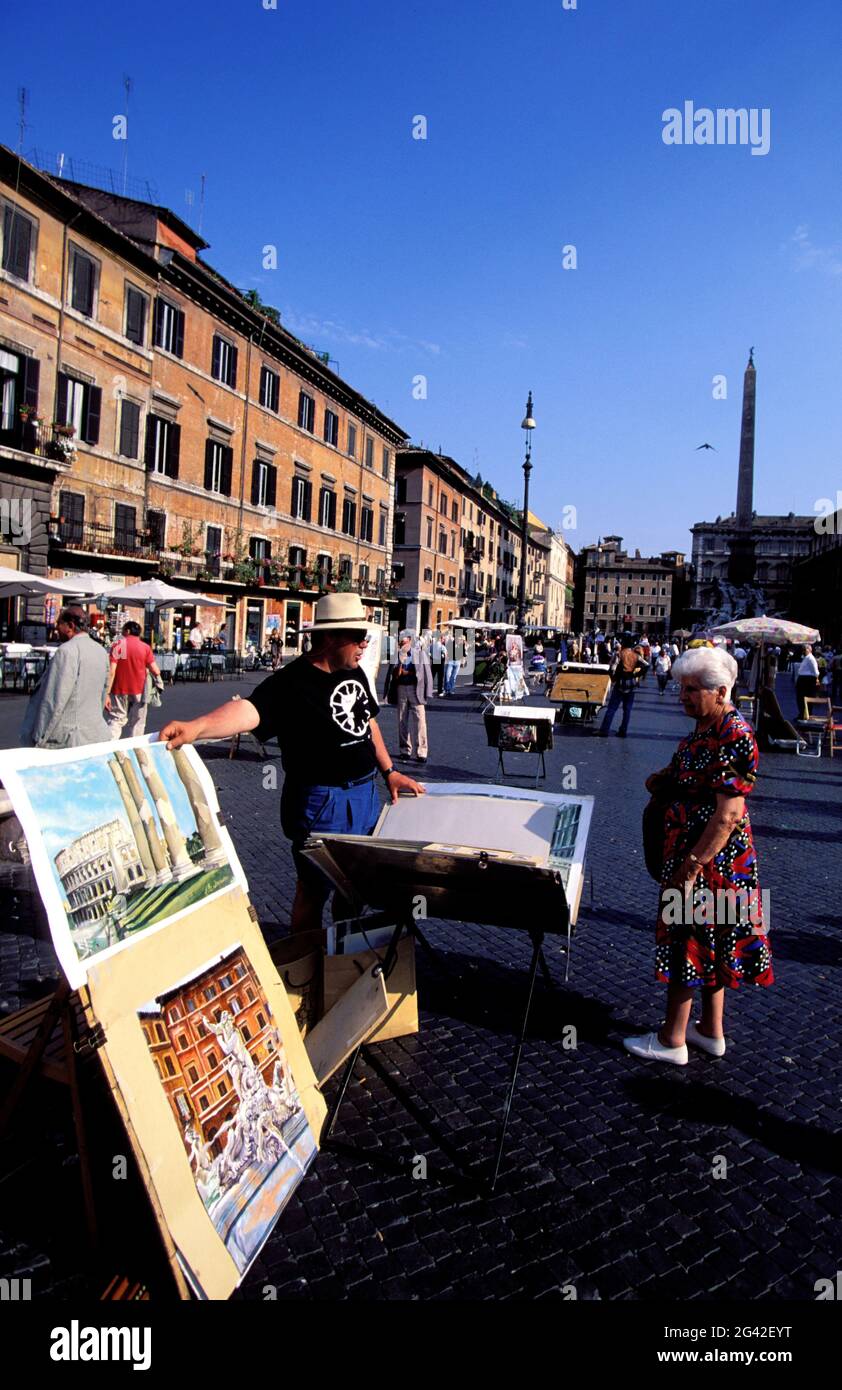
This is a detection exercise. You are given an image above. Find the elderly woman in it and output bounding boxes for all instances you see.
[625,646,773,1066]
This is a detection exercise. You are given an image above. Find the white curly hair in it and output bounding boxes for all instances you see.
[671,646,738,701]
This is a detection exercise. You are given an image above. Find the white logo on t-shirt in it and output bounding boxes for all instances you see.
[330,679,371,737]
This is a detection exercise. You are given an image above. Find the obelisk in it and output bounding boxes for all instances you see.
[727,349,758,589]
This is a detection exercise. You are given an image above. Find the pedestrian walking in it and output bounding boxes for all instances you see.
[654,648,672,695]
[795,644,820,717]
[160,593,424,934]
[599,633,649,737]
[104,621,164,739]
[431,630,447,696]
[443,629,465,695]
[626,646,771,1066]
[269,628,283,670]
[384,634,433,763]
[20,606,110,749]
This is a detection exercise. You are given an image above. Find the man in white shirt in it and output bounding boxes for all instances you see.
[795,644,820,718]
[189,623,205,651]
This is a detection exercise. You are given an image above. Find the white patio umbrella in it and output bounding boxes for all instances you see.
[103,578,226,610]
[0,564,92,598]
[59,570,128,597]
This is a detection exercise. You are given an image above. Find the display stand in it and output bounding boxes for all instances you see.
[0,980,191,1298]
[301,837,570,1194]
[0,980,99,1248]
[484,706,555,786]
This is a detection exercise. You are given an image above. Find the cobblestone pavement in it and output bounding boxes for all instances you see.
[1,666,840,1301]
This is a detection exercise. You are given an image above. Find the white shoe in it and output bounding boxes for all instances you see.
[623,1031,688,1066]
[687,1021,726,1057]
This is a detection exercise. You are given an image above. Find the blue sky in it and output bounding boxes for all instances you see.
[18,747,196,895]
[6,0,842,555]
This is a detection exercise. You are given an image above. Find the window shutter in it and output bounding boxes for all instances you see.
[145,415,158,471]
[221,446,233,496]
[328,491,337,530]
[83,385,102,444]
[211,336,221,379]
[250,462,260,506]
[303,479,312,521]
[74,253,94,316]
[21,356,40,411]
[290,477,298,514]
[126,288,145,344]
[120,400,139,458]
[152,297,163,346]
[174,308,185,358]
[7,210,32,279]
[271,373,279,413]
[266,464,277,508]
[229,345,238,389]
[168,422,181,479]
[204,439,215,491]
[56,372,69,425]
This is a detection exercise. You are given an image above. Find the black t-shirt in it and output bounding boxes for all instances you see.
[250,656,379,786]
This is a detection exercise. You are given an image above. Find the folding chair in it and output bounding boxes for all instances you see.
[796,696,832,758]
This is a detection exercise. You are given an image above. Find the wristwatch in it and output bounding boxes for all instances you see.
[381,765,396,781]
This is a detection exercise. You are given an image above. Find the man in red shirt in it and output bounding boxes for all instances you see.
[105,621,164,738]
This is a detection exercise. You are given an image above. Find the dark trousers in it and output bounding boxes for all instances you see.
[602,685,635,734]
[795,675,818,719]
[432,660,444,694]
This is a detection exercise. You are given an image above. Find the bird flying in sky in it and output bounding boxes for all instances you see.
[695,443,717,451]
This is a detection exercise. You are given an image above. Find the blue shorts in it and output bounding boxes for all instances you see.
[281,774,380,905]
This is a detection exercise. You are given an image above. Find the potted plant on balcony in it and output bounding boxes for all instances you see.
[232,557,258,585]
[47,423,76,463]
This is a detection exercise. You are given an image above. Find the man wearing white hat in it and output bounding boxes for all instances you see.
[162,593,424,933]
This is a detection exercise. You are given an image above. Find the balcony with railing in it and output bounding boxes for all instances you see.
[50,518,157,561]
[0,415,78,466]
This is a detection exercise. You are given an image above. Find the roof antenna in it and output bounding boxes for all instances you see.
[121,75,132,195]
[17,88,29,155]
[197,173,206,235]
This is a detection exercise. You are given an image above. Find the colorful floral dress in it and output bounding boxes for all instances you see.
[655,706,773,989]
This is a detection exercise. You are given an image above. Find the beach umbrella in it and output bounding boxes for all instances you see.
[708,615,820,646]
[708,615,821,719]
[103,578,226,610]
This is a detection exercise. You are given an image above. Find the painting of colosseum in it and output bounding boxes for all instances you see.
[3,738,242,981]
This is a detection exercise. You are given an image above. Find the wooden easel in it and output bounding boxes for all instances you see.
[0,980,190,1299]
[0,979,100,1247]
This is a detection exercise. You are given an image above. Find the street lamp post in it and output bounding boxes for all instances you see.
[592,538,602,637]
[516,391,536,632]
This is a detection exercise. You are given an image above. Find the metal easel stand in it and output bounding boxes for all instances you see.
[322,915,559,1197]
[494,748,547,787]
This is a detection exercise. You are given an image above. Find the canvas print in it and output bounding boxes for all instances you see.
[0,736,248,988]
[137,943,316,1281]
[498,721,539,752]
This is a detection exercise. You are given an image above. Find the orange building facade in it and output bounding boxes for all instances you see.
[0,146,407,648]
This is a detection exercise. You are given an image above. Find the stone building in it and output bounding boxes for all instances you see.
[690,513,815,617]
[393,447,562,632]
[574,535,689,637]
[0,145,407,647]
[791,504,842,645]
